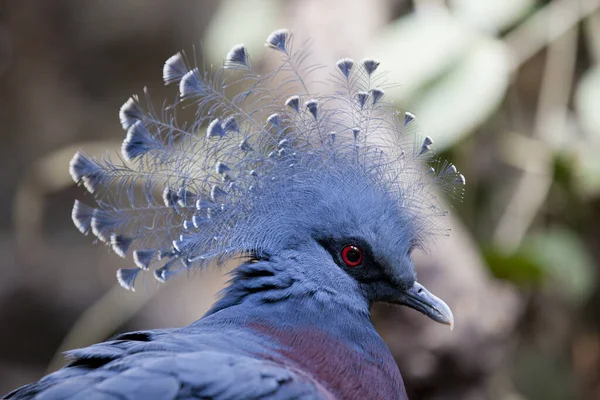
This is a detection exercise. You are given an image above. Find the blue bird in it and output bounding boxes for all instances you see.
[5,29,464,399]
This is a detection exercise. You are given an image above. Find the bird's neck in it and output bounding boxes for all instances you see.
[200,259,406,399]
[204,256,373,335]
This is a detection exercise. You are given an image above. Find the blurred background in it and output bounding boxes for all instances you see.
[1,0,600,398]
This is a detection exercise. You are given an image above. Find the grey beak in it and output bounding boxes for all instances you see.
[399,281,454,330]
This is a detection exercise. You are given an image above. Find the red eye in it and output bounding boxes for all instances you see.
[341,245,363,267]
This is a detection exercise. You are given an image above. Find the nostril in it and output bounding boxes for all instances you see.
[417,288,423,294]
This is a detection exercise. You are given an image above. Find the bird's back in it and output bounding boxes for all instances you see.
[6,285,407,400]
[4,323,324,399]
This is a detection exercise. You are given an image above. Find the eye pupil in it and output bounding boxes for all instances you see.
[341,245,363,267]
[346,248,360,262]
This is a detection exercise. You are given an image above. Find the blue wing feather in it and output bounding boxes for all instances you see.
[5,329,324,400]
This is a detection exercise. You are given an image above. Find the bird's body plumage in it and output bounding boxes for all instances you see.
[5,29,463,399]
[7,258,406,399]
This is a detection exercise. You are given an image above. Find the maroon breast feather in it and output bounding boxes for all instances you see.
[249,323,408,400]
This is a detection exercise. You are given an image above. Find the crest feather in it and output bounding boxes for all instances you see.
[70,29,465,290]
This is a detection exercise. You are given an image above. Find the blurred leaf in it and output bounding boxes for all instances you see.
[483,246,545,284]
[449,0,534,34]
[523,229,596,304]
[576,150,600,197]
[583,11,600,62]
[203,0,283,63]
[575,65,600,140]
[372,7,476,102]
[551,152,575,192]
[484,228,596,304]
[371,7,510,150]
[573,65,600,197]
[410,38,511,150]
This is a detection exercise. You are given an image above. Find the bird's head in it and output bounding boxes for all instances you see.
[235,152,456,328]
[69,29,462,329]
[315,189,454,329]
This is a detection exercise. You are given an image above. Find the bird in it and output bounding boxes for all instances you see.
[4,28,465,400]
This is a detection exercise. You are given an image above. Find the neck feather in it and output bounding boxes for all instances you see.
[204,252,371,327]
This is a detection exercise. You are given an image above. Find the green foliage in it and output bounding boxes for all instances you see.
[485,228,596,304]
[483,245,545,284]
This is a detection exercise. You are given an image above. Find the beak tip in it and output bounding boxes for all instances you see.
[443,306,455,331]
[440,309,454,331]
